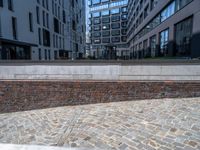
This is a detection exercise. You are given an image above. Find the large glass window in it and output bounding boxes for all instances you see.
[159,29,169,56]
[150,35,157,57]
[175,0,193,11]
[175,17,193,56]
[161,1,175,22]
[143,39,149,57]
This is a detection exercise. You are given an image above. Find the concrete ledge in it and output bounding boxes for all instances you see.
[0,64,200,80]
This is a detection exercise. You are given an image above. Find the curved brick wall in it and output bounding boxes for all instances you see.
[0,81,200,113]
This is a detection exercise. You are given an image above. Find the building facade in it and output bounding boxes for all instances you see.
[127,0,200,59]
[88,0,129,59]
[0,0,86,60]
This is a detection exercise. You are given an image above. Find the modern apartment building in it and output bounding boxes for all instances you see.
[0,0,86,60]
[127,0,200,59]
[88,0,129,59]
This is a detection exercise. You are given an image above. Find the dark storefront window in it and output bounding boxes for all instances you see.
[159,29,169,56]
[0,43,31,60]
[150,35,156,57]
[175,17,193,57]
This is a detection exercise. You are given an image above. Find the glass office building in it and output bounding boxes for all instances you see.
[88,0,129,59]
[127,0,200,59]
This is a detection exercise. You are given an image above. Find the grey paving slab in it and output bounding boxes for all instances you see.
[0,98,200,150]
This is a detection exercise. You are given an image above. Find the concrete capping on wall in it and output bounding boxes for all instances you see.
[0,64,200,81]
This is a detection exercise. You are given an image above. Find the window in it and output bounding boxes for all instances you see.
[159,29,169,56]
[48,50,51,60]
[0,0,3,7]
[43,11,45,26]
[72,20,76,31]
[121,22,127,28]
[102,17,110,23]
[92,0,100,5]
[45,49,47,60]
[121,36,127,42]
[43,29,50,47]
[111,30,120,36]
[93,39,101,44]
[175,0,193,11]
[93,12,100,17]
[93,32,101,37]
[144,5,149,19]
[151,0,158,10]
[111,23,120,29]
[175,17,193,57]
[8,0,13,11]
[38,48,41,60]
[150,35,156,57]
[54,18,60,33]
[121,14,127,20]
[102,38,110,43]
[101,0,109,3]
[112,37,120,43]
[102,10,109,16]
[111,15,120,22]
[121,29,127,35]
[36,6,40,24]
[102,24,110,30]
[93,25,101,31]
[161,1,175,22]
[12,17,17,39]
[38,28,41,44]
[29,13,33,32]
[93,18,101,24]
[102,31,110,37]
[46,13,49,28]
[143,39,149,57]
[111,8,120,15]
[122,7,127,13]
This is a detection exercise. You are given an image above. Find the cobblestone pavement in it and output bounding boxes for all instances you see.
[0,98,200,150]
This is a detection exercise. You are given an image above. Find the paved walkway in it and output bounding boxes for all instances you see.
[0,98,200,150]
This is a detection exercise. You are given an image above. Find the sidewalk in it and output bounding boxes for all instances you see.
[0,98,200,150]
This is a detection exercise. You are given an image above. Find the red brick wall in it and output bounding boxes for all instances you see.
[0,81,200,113]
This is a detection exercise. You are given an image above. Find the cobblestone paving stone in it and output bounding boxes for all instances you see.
[0,98,200,150]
